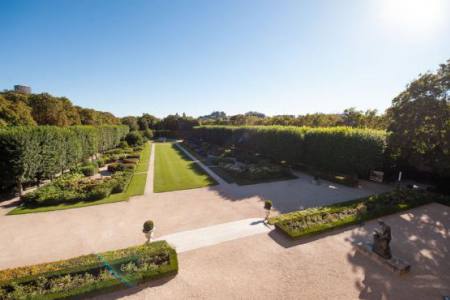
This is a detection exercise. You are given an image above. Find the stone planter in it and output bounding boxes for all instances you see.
[144,228,155,243]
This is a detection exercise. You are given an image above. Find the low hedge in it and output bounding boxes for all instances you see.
[272,189,449,239]
[80,164,98,177]
[315,172,359,187]
[107,163,136,173]
[0,241,178,299]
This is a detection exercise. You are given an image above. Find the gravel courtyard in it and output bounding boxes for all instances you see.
[95,203,450,300]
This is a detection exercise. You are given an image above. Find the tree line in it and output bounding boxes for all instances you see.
[0,91,120,127]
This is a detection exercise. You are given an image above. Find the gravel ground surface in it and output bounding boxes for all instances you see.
[94,203,450,300]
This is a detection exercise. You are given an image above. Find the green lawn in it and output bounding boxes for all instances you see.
[153,143,217,193]
[8,142,152,215]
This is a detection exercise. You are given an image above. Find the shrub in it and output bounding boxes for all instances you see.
[85,184,112,200]
[110,170,133,193]
[96,158,106,168]
[264,200,272,210]
[108,163,135,173]
[0,241,178,299]
[80,164,98,177]
[122,158,139,165]
[143,220,154,233]
[127,152,141,159]
[125,131,144,147]
[143,129,153,140]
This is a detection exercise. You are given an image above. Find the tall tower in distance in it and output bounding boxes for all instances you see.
[14,85,31,94]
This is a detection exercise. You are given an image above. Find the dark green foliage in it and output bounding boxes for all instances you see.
[20,169,135,207]
[387,60,450,181]
[0,125,128,192]
[107,163,135,173]
[272,189,448,239]
[125,131,144,146]
[142,129,154,140]
[143,220,154,233]
[0,241,178,299]
[80,165,97,176]
[122,158,139,165]
[79,162,98,177]
[191,126,386,178]
[264,200,272,210]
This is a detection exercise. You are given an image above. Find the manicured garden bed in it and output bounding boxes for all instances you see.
[270,189,450,239]
[181,140,297,185]
[153,143,217,193]
[8,142,152,215]
[0,241,178,299]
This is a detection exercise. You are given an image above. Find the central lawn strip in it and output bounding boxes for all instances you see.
[153,143,217,193]
[0,241,178,299]
[8,142,152,215]
[270,189,450,239]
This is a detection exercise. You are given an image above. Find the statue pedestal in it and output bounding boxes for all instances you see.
[354,242,411,275]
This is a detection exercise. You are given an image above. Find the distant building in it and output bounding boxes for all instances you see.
[14,85,31,94]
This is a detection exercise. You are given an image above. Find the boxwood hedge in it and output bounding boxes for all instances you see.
[271,189,449,239]
[0,241,178,299]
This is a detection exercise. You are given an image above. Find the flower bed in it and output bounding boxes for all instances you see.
[0,241,178,300]
[271,189,449,239]
[21,169,134,207]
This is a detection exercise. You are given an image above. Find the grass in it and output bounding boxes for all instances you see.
[153,142,217,193]
[8,142,152,215]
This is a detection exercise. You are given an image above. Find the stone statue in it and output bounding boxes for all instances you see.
[372,220,392,259]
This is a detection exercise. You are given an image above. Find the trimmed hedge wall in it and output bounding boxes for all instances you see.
[0,125,129,192]
[189,126,387,178]
[271,189,449,239]
[0,241,178,299]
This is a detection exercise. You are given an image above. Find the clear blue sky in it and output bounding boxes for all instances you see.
[1,0,449,118]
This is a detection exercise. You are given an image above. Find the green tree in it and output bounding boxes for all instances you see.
[0,95,37,126]
[387,59,450,178]
[121,116,139,131]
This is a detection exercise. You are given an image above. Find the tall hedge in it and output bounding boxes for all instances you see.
[189,126,387,178]
[0,125,128,193]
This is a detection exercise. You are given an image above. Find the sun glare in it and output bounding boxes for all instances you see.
[379,0,447,35]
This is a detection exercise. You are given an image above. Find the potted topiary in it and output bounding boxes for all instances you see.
[264,200,273,222]
[142,220,155,243]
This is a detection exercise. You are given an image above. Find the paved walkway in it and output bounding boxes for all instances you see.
[174,143,227,185]
[145,143,156,194]
[156,218,272,253]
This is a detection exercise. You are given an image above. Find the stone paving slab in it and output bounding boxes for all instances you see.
[156,218,272,253]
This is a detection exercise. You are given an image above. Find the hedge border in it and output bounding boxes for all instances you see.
[0,241,178,299]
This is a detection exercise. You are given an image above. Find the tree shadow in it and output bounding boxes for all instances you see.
[345,203,450,299]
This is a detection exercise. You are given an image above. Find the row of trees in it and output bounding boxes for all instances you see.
[189,126,386,178]
[120,113,199,132]
[0,125,129,194]
[198,109,387,129]
[0,91,120,127]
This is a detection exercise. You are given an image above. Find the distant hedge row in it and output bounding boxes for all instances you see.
[189,126,387,177]
[0,125,129,192]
